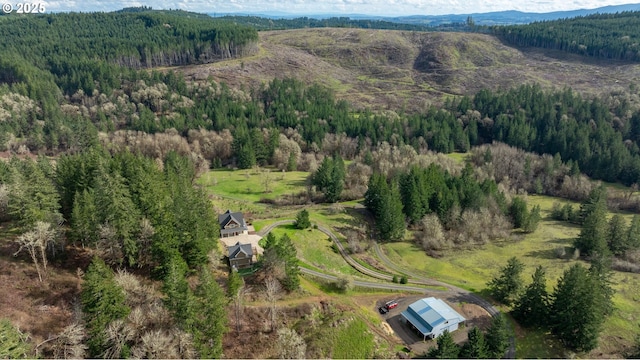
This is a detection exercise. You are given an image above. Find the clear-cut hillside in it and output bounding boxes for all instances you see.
[177,28,640,112]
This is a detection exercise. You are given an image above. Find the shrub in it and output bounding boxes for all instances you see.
[294,209,311,229]
[334,275,353,293]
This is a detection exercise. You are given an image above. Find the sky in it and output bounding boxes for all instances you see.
[42,0,639,16]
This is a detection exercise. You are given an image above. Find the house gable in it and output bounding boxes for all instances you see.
[225,218,240,229]
[228,242,253,260]
[218,210,249,237]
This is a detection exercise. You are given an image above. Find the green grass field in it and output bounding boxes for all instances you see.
[199,168,309,203]
[268,224,360,276]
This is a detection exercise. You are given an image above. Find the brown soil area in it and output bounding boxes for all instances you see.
[0,222,97,355]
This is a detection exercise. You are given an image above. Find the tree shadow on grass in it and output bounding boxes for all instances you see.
[526,239,576,260]
[286,179,308,188]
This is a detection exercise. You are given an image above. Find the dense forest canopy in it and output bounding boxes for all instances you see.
[0,10,258,68]
[0,10,257,98]
[492,11,640,61]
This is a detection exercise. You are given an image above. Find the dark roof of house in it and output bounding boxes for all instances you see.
[228,242,253,259]
[218,210,247,231]
[400,297,465,336]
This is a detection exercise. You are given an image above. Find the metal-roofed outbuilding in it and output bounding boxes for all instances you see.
[401,297,466,340]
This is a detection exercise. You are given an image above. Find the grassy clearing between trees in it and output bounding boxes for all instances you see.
[382,194,640,357]
[199,168,309,203]
[268,225,360,276]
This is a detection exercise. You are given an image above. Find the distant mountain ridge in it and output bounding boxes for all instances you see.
[209,3,640,25]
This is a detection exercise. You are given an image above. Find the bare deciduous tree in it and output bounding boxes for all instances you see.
[14,221,57,282]
[95,223,122,266]
[273,134,302,170]
[416,214,451,252]
[131,329,194,359]
[264,276,282,332]
[137,218,155,268]
[51,323,87,359]
[103,320,135,359]
[277,327,307,359]
[260,167,274,193]
[232,285,250,334]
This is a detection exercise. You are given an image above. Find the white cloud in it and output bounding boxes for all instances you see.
[44,0,638,16]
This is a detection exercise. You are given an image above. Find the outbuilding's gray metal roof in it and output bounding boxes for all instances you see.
[401,297,466,336]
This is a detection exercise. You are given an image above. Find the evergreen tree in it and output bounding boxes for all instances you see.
[286,151,297,171]
[192,267,228,358]
[236,144,256,169]
[550,263,606,351]
[512,265,549,328]
[227,268,243,300]
[81,257,130,357]
[312,155,344,203]
[312,157,334,193]
[509,197,529,229]
[94,167,141,267]
[276,234,300,291]
[589,255,615,317]
[0,319,31,358]
[523,205,541,233]
[263,232,278,250]
[485,314,510,359]
[8,159,61,228]
[459,326,488,359]
[70,189,98,247]
[427,330,460,359]
[294,209,311,229]
[627,215,640,250]
[607,214,628,256]
[575,188,610,258]
[162,255,196,330]
[487,257,524,305]
[364,172,387,217]
[376,180,406,242]
[325,155,345,202]
[578,185,607,224]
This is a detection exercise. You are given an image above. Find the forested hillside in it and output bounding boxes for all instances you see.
[0,10,257,99]
[492,11,640,61]
[214,15,430,31]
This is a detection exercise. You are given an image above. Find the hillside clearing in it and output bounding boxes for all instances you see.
[173,28,639,112]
